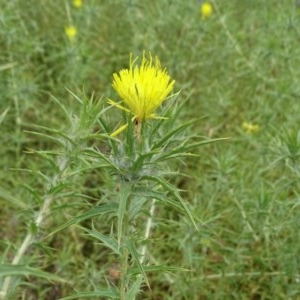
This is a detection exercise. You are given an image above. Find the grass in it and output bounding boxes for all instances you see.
[1,0,300,299]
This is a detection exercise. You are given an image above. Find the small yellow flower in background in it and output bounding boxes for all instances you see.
[109,52,175,135]
[242,122,260,134]
[200,2,213,19]
[73,0,83,8]
[200,237,211,247]
[65,25,77,42]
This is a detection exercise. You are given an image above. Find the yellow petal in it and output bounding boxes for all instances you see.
[110,123,129,137]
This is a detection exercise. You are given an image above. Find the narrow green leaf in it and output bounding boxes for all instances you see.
[47,203,118,237]
[129,264,189,276]
[50,94,73,124]
[0,264,66,282]
[141,175,198,230]
[97,116,119,155]
[136,189,184,212]
[182,137,229,151]
[154,152,198,162]
[83,148,124,174]
[19,183,43,204]
[125,240,148,287]
[149,92,182,139]
[126,275,144,300]
[79,226,121,255]
[117,183,131,245]
[24,128,76,147]
[154,137,228,162]
[0,107,9,125]
[152,119,196,150]
[132,150,159,173]
[59,289,119,300]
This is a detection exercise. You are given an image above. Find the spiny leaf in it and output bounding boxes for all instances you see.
[47,203,118,237]
[153,137,228,162]
[59,289,119,300]
[136,189,185,212]
[125,240,148,287]
[128,264,189,276]
[132,150,159,173]
[151,119,197,150]
[79,226,120,255]
[140,175,198,230]
[0,264,66,282]
[50,94,73,124]
[83,148,124,174]
[126,275,144,300]
[24,127,77,147]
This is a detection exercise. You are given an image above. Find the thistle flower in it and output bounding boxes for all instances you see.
[242,122,260,134]
[65,25,77,42]
[200,2,213,19]
[108,52,175,135]
[73,0,83,8]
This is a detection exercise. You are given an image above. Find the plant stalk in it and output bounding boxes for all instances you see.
[140,199,156,265]
[0,195,53,299]
[117,182,130,300]
[0,156,68,299]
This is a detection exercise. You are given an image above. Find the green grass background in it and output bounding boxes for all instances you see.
[1,0,300,299]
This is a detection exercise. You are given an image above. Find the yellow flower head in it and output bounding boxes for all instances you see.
[65,25,77,42]
[73,0,83,8]
[201,2,213,19]
[109,52,175,123]
[242,122,260,134]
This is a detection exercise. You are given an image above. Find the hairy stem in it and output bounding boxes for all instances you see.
[140,199,156,265]
[0,156,69,299]
[120,246,129,300]
[0,195,54,299]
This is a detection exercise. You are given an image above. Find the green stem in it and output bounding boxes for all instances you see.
[120,246,129,300]
[117,181,131,300]
[130,199,156,300]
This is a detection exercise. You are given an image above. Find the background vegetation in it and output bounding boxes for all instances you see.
[1,0,300,299]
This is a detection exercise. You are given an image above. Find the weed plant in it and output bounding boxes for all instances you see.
[1,0,300,299]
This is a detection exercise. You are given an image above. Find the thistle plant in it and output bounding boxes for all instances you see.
[61,52,221,299]
[0,52,221,299]
[0,94,107,300]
